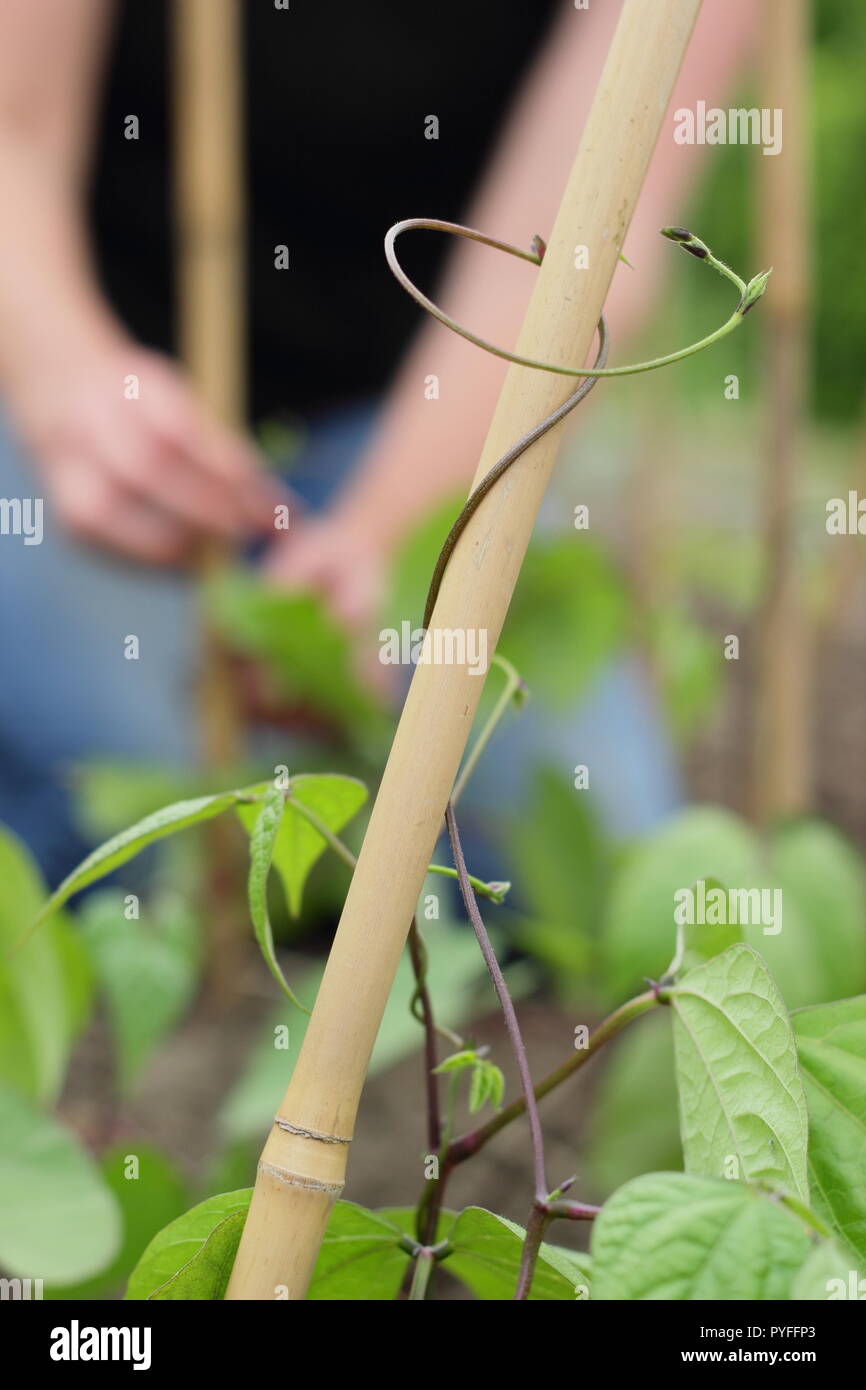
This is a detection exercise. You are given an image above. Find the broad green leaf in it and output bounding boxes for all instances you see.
[591,1172,810,1300]
[508,770,607,996]
[79,890,199,1090]
[791,1238,862,1300]
[669,878,742,977]
[602,807,761,1002]
[28,788,254,936]
[0,826,85,1101]
[446,1207,591,1301]
[245,785,307,1009]
[670,944,809,1199]
[48,1144,187,1299]
[0,1083,121,1283]
[605,811,866,1012]
[584,1008,681,1195]
[756,820,866,1009]
[150,1213,246,1300]
[602,807,865,1013]
[308,1203,412,1301]
[238,773,367,918]
[132,1197,420,1301]
[126,1190,252,1300]
[793,996,866,1263]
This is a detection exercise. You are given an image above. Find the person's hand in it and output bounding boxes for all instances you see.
[265,509,387,632]
[7,336,280,564]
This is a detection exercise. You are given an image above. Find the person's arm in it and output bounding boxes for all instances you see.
[0,0,277,564]
[269,0,759,624]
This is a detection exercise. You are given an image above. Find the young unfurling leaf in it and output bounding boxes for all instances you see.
[247,785,309,1013]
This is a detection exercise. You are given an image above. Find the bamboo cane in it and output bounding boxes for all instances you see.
[173,0,247,1001]
[226,0,704,1301]
[750,0,811,824]
[173,0,245,766]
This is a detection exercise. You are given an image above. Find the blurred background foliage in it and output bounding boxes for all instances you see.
[672,0,866,421]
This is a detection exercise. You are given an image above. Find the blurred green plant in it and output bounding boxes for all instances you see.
[206,570,388,747]
[671,0,866,422]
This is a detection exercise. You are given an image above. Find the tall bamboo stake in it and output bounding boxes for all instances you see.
[173,0,245,766]
[226,0,704,1300]
[173,0,247,1000]
[750,0,811,824]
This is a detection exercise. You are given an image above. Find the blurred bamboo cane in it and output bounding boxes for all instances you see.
[173,0,247,997]
[174,0,245,764]
[751,0,812,824]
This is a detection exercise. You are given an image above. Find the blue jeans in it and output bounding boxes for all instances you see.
[0,401,680,886]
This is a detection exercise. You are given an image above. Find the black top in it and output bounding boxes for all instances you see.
[88,0,559,423]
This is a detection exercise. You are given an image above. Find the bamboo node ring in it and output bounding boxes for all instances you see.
[274,1117,352,1145]
[259,1161,344,1195]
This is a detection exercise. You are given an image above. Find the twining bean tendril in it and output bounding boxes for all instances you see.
[383,216,764,631]
[384,218,768,1222]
